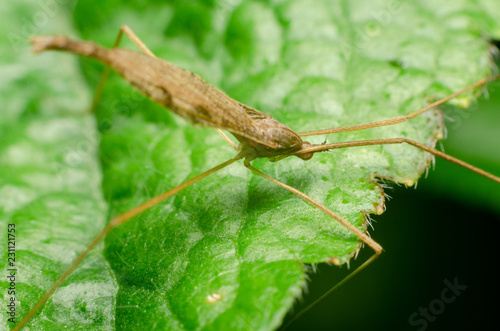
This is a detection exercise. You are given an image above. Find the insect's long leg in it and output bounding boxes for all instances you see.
[114,25,155,56]
[244,161,382,328]
[216,129,240,150]
[297,138,500,183]
[297,74,500,137]
[13,156,241,331]
[284,134,500,327]
[281,253,379,330]
[244,160,383,254]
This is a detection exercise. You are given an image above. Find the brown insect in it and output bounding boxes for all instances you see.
[16,25,500,330]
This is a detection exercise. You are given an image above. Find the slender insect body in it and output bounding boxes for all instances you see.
[16,29,500,331]
[32,35,314,161]
[32,36,265,148]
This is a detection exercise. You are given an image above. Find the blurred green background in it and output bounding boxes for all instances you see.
[283,74,500,330]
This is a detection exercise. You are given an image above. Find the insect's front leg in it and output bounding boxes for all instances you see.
[244,160,383,255]
[243,159,383,329]
[295,138,500,184]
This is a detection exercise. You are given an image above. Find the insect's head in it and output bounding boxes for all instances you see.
[293,141,314,160]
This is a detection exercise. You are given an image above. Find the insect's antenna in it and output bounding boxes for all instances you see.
[296,138,500,184]
[13,156,240,331]
[298,74,500,137]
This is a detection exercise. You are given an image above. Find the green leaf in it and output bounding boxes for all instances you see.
[0,1,116,330]
[2,0,500,330]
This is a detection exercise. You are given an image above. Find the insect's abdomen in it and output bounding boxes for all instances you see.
[30,36,248,130]
[31,35,111,64]
[108,48,253,130]
[30,35,302,154]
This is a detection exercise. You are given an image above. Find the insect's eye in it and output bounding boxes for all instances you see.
[298,152,313,160]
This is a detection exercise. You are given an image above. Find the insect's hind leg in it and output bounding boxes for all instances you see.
[13,156,241,331]
[114,25,156,57]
